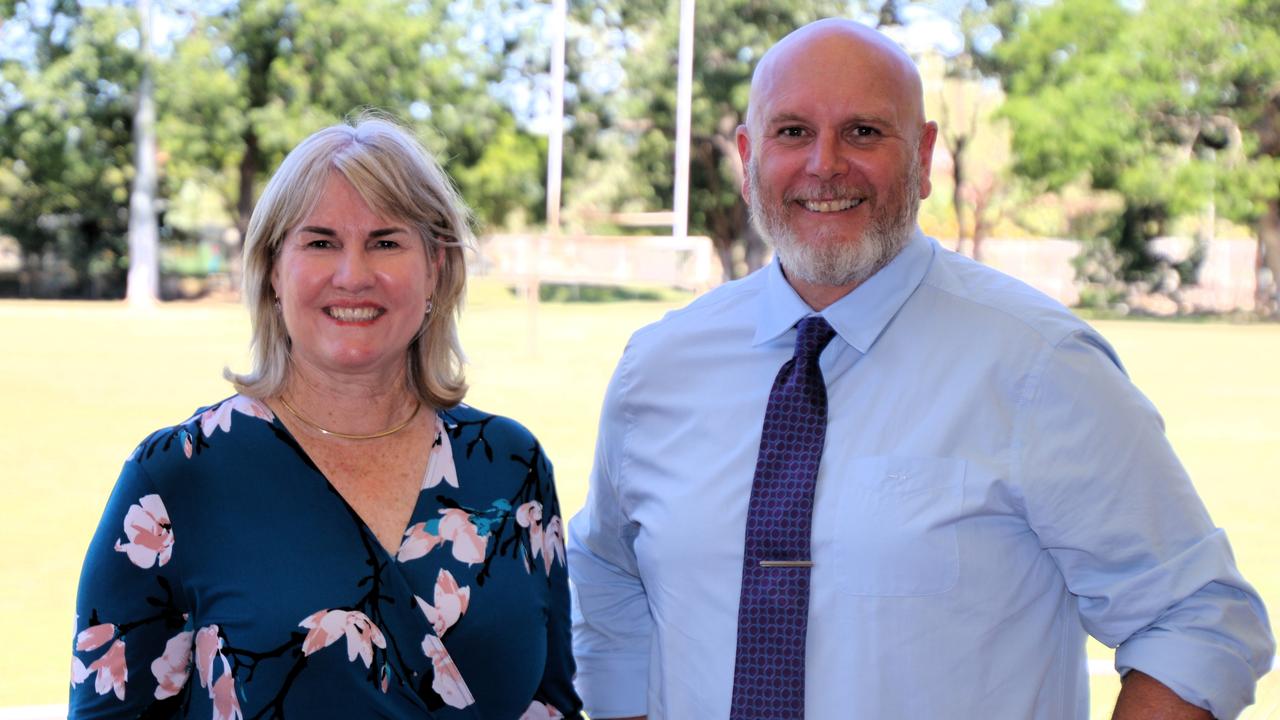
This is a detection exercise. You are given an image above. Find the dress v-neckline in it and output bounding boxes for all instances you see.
[270,411,438,559]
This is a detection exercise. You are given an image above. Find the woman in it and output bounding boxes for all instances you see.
[70,117,581,719]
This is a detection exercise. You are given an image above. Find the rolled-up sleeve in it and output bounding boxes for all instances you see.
[1015,330,1274,719]
[568,344,653,718]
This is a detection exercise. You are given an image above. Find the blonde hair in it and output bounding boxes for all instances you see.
[225,114,471,408]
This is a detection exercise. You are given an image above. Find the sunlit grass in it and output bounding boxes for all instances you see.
[1,286,1276,713]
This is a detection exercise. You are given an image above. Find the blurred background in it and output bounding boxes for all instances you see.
[1,0,1277,716]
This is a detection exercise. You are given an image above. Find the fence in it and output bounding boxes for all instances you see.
[0,232,1262,313]
[470,233,719,293]
[941,236,1260,314]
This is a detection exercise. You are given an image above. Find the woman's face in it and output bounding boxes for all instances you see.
[271,171,440,383]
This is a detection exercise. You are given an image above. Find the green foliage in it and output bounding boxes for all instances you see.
[8,0,1279,301]
[998,0,1280,285]
[0,3,142,296]
[158,0,538,233]
[452,117,547,231]
[997,0,1137,192]
[0,0,556,296]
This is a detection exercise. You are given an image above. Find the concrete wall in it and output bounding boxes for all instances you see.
[473,234,721,292]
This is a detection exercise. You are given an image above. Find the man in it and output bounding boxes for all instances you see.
[568,18,1273,720]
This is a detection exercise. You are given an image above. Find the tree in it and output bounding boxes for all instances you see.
[927,0,1027,260]
[998,0,1280,311]
[933,68,1010,260]
[3,0,558,297]
[126,0,160,306]
[1233,0,1280,313]
[0,2,143,297]
[158,0,533,245]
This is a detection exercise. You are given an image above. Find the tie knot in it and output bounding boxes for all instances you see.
[794,316,836,363]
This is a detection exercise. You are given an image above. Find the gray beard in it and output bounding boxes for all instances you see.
[748,158,920,288]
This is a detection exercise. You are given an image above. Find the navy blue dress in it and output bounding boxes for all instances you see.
[70,395,581,719]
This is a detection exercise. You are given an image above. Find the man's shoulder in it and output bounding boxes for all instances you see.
[628,268,766,348]
[920,244,1094,348]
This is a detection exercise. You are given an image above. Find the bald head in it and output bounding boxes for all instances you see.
[746,19,927,139]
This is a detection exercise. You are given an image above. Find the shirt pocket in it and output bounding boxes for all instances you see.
[834,455,965,597]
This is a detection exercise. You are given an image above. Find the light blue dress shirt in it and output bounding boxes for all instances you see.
[568,231,1274,719]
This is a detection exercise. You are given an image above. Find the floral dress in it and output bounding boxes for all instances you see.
[70,395,582,719]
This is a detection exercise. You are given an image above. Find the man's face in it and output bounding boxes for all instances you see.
[739,31,936,289]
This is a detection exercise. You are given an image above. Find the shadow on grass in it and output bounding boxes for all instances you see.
[509,282,689,303]
[1071,306,1276,324]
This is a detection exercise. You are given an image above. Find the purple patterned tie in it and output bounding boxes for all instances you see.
[730,315,837,720]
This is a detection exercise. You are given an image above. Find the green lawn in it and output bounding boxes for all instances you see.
[2,286,1277,715]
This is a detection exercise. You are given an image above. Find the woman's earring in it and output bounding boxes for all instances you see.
[425,298,433,315]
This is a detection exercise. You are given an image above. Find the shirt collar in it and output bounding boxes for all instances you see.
[753,229,935,352]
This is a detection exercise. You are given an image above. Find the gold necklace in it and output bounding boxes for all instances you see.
[278,395,421,441]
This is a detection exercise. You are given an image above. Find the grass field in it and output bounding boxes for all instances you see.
[2,283,1277,716]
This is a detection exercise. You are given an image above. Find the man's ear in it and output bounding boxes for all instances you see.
[917,121,939,200]
[736,125,752,203]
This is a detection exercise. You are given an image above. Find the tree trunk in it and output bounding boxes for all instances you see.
[725,195,768,275]
[228,21,279,297]
[229,128,261,295]
[713,238,736,283]
[1257,198,1280,316]
[235,129,260,242]
[950,135,968,255]
[1117,201,1162,281]
[877,0,902,26]
[72,220,107,298]
[970,181,1000,264]
[126,0,159,308]
[972,210,988,264]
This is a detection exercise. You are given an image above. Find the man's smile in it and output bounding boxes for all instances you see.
[799,198,865,213]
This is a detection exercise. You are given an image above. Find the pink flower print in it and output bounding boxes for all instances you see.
[414,569,471,636]
[438,509,487,565]
[211,671,244,720]
[421,417,458,490]
[198,395,274,438]
[515,501,543,527]
[299,609,344,656]
[88,639,128,701]
[515,503,564,576]
[542,515,566,575]
[71,656,90,687]
[519,701,566,720]
[421,635,475,709]
[182,431,193,459]
[195,625,222,690]
[113,494,173,569]
[76,623,116,652]
[516,501,545,567]
[298,609,386,668]
[397,522,444,563]
[343,612,387,668]
[150,630,193,699]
